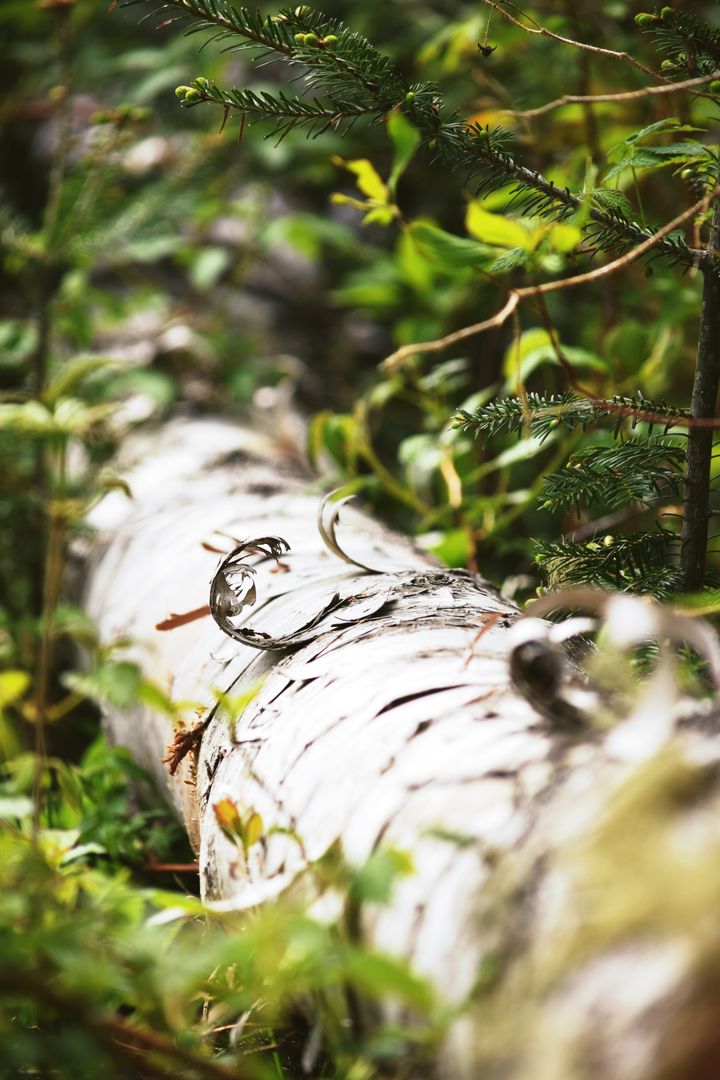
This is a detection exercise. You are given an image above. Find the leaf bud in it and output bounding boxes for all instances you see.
[709,80,720,94]
[195,76,209,89]
[324,34,338,46]
[293,32,306,44]
[603,535,614,547]
[183,88,202,103]
[404,91,416,102]
[304,32,319,45]
[660,59,676,70]
[660,6,673,18]
[634,12,656,26]
[175,85,192,97]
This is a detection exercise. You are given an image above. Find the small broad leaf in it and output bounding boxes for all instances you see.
[45,355,121,405]
[466,202,529,249]
[332,156,388,202]
[408,221,493,269]
[213,797,246,845]
[502,327,607,391]
[244,811,264,850]
[0,671,30,708]
[387,109,421,197]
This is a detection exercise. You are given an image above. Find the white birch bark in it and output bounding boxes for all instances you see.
[86,416,720,1080]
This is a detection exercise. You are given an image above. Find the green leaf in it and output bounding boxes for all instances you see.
[188,246,231,290]
[624,118,703,145]
[341,947,432,1010]
[333,156,388,202]
[546,221,583,253]
[387,109,421,198]
[45,355,121,405]
[0,319,38,366]
[0,671,30,708]
[0,399,115,437]
[63,662,142,710]
[502,328,607,391]
[670,590,720,616]
[466,202,530,249]
[407,221,493,269]
[420,528,472,568]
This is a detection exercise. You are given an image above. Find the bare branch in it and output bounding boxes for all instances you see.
[383,190,715,375]
[482,0,664,82]
[507,69,720,121]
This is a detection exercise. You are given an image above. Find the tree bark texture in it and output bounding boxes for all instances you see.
[86,417,720,1080]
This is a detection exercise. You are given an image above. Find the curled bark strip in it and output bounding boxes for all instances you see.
[209,536,292,649]
[318,491,380,573]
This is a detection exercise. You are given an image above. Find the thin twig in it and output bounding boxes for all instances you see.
[507,69,720,121]
[482,0,663,82]
[383,190,715,376]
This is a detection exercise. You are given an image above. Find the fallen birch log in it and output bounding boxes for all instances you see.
[87,415,720,1080]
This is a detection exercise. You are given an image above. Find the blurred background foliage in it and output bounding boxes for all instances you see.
[1,0,719,1074]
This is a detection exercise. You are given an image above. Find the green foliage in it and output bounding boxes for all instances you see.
[534,532,684,598]
[5,0,720,1073]
[122,0,720,597]
[0,800,439,1078]
[540,438,685,514]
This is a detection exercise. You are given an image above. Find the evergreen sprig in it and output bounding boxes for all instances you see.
[454,391,687,444]
[534,532,683,596]
[125,0,703,267]
[178,78,387,138]
[540,438,685,514]
[641,9,720,77]
[123,0,295,56]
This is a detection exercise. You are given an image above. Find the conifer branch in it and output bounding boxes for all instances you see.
[177,78,387,138]
[126,0,702,270]
[454,392,686,444]
[540,440,685,514]
[534,533,682,597]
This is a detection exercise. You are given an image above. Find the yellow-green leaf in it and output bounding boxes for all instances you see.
[0,671,30,708]
[244,811,264,849]
[547,222,582,253]
[466,202,530,249]
[408,221,493,269]
[387,109,421,197]
[332,156,388,202]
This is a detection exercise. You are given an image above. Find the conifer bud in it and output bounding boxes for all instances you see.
[293,32,306,44]
[304,32,319,45]
[634,13,655,26]
[660,6,673,18]
[175,85,191,98]
[405,91,416,102]
[324,34,338,46]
